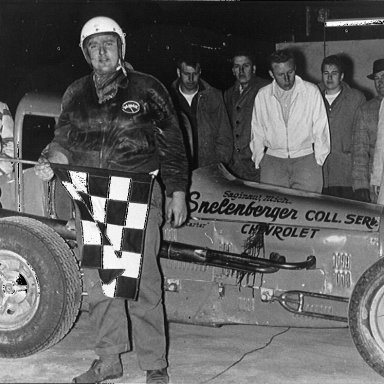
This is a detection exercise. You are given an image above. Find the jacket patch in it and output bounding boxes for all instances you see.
[122,101,140,114]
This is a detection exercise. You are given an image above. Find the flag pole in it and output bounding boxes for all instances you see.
[0,158,40,166]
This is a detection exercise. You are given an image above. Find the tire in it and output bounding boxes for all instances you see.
[0,216,82,358]
[349,257,384,377]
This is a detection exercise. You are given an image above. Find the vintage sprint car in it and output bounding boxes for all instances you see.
[0,92,383,378]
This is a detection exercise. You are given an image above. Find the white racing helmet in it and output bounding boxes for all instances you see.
[79,16,126,63]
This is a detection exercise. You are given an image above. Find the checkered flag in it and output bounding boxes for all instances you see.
[51,163,154,300]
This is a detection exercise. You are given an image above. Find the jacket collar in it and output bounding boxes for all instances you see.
[318,80,349,96]
[234,76,262,94]
[171,78,211,94]
[271,75,304,98]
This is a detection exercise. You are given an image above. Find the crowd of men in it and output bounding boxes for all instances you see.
[170,48,384,203]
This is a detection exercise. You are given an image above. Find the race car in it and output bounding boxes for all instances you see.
[0,92,383,379]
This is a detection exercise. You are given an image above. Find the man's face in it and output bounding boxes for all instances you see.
[177,63,201,93]
[86,33,119,75]
[374,70,384,98]
[322,64,343,94]
[269,59,296,91]
[232,56,255,86]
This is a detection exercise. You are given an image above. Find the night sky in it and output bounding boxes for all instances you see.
[0,0,383,113]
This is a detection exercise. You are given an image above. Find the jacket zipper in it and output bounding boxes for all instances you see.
[100,115,106,168]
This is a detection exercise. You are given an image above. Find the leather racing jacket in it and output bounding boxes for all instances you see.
[46,69,189,195]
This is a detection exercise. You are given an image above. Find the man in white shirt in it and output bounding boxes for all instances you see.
[250,49,330,193]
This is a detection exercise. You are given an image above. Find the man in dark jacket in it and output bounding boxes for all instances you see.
[319,55,366,199]
[34,16,188,384]
[224,51,270,182]
[170,54,233,170]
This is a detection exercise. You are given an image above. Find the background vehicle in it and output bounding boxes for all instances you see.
[1,92,384,378]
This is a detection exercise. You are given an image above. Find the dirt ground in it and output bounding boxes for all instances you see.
[0,310,382,384]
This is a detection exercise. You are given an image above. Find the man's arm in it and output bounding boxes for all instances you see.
[148,79,189,227]
[0,103,14,157]
[215,92,233,166]
[370,101,384,196]
[0,103,14,175]
[312,88,330,166]
[34,86,74,181]
[249,93,266,169]
[352,106,370,191]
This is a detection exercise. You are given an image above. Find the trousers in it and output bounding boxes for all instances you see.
[322,186,355,200]
[78,181,167,371]
[260,153,323,193]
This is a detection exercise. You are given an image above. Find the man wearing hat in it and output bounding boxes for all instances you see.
[352,58,384,202]
[34,16,188,384]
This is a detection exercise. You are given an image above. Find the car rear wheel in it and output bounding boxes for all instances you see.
[349,257,384,377]
[0,216,82,358]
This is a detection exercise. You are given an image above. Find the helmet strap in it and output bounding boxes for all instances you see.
[116,58,127,76]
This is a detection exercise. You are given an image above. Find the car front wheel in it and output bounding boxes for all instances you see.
[0,216,82,358]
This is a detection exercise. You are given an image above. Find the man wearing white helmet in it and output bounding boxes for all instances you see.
[35,16,188,384]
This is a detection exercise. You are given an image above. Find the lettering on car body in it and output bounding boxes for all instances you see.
[305,210,342,223]
[190,192,298,222]
[241,224,319,241]
[223,190,292,204]
[305,210,379,229]
[189,190,380,230]
[344,214,379,229]
[185,221,208,228]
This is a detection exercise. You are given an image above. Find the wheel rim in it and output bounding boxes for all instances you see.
[0,250,40,330]
[369,284,384,352]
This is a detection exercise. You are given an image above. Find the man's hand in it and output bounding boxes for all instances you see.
[34,151,68,181]
[369,184,381,204]
[165,191,187,228]
[354,188,371,202]
[0,155,13,175]
[370,185,378,204]
[34,157,54,181]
